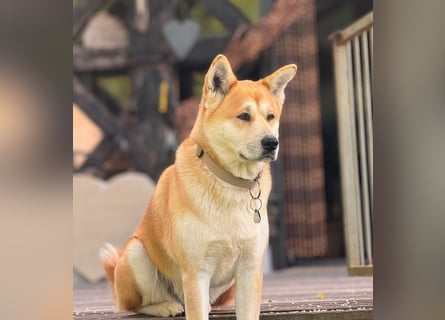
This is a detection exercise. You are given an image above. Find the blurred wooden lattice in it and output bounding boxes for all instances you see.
[273,2,329,258]
[73,0,253,179]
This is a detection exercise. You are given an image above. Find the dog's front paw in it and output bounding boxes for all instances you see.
[159,302,184,317]
[137,301,184,317]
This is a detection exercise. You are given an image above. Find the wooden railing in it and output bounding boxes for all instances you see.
[330,12,373,276]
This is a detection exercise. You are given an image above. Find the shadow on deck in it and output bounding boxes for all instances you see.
[73,262,372,319]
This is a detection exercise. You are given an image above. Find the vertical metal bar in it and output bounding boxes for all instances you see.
[360,31,374,265]
[353,36,371,259]
[333,37,363,268]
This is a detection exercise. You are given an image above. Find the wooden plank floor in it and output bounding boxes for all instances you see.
[73,263,373,319]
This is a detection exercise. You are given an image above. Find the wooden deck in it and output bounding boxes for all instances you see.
[73,263,373,319]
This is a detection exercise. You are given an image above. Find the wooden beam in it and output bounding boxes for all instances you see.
[73,46,167,72]
[197,0,249,32]
[76,135,116,172]
[329,12,373,44]
[124,135,153,174]
[73,46,130,72]
[348,265,373,276]
[73,77,119,135]
[92,82,123,116]
[73,0,107,37]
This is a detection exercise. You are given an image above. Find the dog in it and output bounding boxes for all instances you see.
[100,54,296,319]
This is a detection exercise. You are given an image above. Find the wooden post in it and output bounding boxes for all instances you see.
[332,39,364,269]
[330,12,373,276]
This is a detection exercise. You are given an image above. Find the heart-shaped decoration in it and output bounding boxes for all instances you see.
[73,172,155,282]
[162,18,199,60]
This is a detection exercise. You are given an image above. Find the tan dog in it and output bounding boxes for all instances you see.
[100,54,296,319]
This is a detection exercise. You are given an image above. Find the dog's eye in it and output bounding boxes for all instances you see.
[267,114,275,121]
[237,113,251,122]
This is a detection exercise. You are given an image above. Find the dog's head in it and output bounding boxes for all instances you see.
[191,55,297,178]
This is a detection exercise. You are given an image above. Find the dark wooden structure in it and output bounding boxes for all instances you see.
[73,0,260,179]
[74,263,373,319]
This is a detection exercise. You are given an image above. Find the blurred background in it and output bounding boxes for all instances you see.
[73,0,373,274]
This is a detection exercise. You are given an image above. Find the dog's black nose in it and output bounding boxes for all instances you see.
[261,136,279,152]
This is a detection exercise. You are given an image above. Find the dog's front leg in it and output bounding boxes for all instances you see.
[182,271,211,320]
[235,265,263,319]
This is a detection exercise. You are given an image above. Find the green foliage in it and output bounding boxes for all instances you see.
[192,72,206,97]
[189,0,259,96]
[190,4,227,35]
[97,76,131,109]
[229,0,259,23]
[190,0,259,36]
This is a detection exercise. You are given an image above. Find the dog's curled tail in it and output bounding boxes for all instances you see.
[99,243,123,288]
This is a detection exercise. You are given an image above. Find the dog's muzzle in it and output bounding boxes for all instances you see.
[261,135,279,159]
[261,135,278,152]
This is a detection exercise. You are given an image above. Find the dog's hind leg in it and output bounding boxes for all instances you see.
[124,238,183,316]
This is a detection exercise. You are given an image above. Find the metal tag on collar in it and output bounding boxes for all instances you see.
[253,209,261,223]
[249,179,262,224]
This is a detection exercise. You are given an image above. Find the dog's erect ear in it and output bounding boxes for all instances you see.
[203,54,237,108]
[262,64,297,105]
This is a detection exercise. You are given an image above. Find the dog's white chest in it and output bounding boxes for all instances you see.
[207,239,242,285]
[204,231,261,295]
[178,202,267,284]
